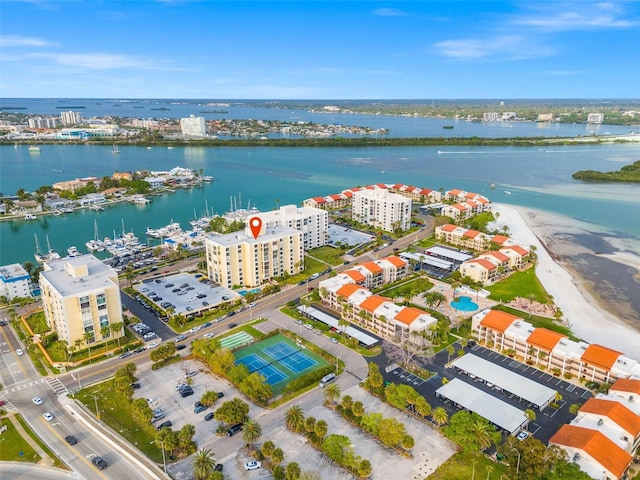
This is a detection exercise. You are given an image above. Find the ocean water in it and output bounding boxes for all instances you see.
[2,142,640,266]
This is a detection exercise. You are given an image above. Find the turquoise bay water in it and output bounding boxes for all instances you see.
[2,142,640,266]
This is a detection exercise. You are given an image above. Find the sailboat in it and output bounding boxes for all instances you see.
[86,220,105,252]
[34,234,61,263]
[112,144,120,154]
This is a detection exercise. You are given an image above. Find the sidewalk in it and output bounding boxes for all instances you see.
[8,413,55,467]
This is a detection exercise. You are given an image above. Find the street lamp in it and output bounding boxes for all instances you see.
[511,447,521,477]
[158,441,167,473]
[92,395,100,420]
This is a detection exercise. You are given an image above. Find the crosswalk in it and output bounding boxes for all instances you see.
[47,377,69,395]
[0,395,16,412]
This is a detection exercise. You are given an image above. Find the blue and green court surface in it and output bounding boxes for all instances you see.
[234,334,328,394]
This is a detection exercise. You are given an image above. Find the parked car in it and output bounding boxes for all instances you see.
[517,431,529,441]
[226,423,243,436]
[244,461,262,471]
[214,463,223,471]
[156,420,173,431]
[180,388,194,398]
[329,337,338,344]
[92,456,108,470]
[194,404,208,414]
[130,382,141,389]
[184,370,198,378]
[204,412,215,421]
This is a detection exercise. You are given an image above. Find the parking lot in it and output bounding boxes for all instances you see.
[372,340,592,444]
[133,273,240,317]
[134,359,266,476]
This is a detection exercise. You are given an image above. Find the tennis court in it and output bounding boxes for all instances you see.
[263,342,317,374]
[236,353,287,385]
[234,334,328,391]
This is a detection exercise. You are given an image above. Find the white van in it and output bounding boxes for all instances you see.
[319,373,336,388]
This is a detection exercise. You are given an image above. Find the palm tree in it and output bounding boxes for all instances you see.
[323,382,341,404]
[110,322,124,348]
[192,448,216,480]
[470,420,493,452]
[83,331,94,360]
[431,406,448,427]
[524,409,536,430]
[200,390,218,407]
[100,325,110,345]
[314,419,328,441]
[285,405,305,433]
[242,418,262,449]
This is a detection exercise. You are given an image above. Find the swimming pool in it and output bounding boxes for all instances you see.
[450,295,479,312]
[237,288,261,296]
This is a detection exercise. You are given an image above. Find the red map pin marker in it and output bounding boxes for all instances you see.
[249,217,262,239]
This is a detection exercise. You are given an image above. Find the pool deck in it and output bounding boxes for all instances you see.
[411,278,499,326]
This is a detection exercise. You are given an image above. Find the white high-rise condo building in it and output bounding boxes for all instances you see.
[205,225,303,288]
[180,114,206,136]
[39,255,124,349]
[0,264,32,300]
[59,111,83,125]
[249,205,328,251]
[352,189,411,232]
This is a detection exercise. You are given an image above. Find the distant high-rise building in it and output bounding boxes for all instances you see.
[483,112,500,122]
[28,117,59,129]
[587,113,604,124]
[0,263,31,301]
[60,111,83,125]
[536,113,554,122]
[180,114,206,136]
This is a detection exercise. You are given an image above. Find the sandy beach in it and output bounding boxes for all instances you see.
[490,203,640,362]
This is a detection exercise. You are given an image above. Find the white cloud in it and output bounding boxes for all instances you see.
[0,35,52,47]
[372,8,406,17]
[21,52,181,71]
[512,2,639,31]
[434,35,554,61]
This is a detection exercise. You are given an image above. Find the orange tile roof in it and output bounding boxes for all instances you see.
[479,310,520,333]
[312,196,326,203]
[344,270,366,283]
[365,185,375,190]
[482,251,510,262]
[376,183,387,189]
[582,344,623,370]
[342,190,354,197]
[453,204,467,211]
[392,183,404,189]
[383,256,406,268]
[527,328,566,352]
[464,192,477,199]
[463,229,482,238]
[360,295,388,312]
[330,194,342,200]
[550,425,632,479]
[448,189,463,195]
[395,307,424,326]
[491,235,509,245]
[469,258,497,270]
[580,398,640,437]
[503,245,529,255]
[441,224,458,232]
[476,197,490,204]
[360,262,383,274]
[610,378,640,396]
[405,186,417,192]
[419,188,433,195]
[336,283,364,298]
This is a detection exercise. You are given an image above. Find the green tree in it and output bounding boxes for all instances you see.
[156,427,179,454]
[285,405,305,433]
[214,398,249,425]
[351,400,364,418]
[340,395,353,412]
[271,447,285,464]
[192,448,216,480]
[131,398,153,423]
[314,419,328,441]
[321,434,351,464]
[303,416,317,436]
[241,418,262,449]
[261,440,275,458]
[178,424,196,450]
[358,459,372,478]
[377,417,406,447]
[110,322,124,348]
[285,462,301,480]
[444,411,500,454]
[431,406,448,427]
[363,362,384,393]
[200,390,219,408]
[323,382,341,404]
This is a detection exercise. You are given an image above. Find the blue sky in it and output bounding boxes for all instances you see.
[1,1,639,99]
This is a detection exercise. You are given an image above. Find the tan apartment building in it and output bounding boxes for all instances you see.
[472,309,640,384]
[39,255,124,349]
[205,225,303,288]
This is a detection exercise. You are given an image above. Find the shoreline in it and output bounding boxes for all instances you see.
[491,203,640,361]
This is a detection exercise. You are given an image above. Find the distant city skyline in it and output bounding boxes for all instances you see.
[1,1,639,99]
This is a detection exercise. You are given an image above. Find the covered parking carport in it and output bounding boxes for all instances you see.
[450,354,557,410]
[436,378,528,436]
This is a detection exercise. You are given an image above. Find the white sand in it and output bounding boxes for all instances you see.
[490,203,640,361]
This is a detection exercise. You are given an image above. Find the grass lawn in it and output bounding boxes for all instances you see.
[377,276,433,299]
[25,311,50,335]
[0,416,41,463]
[429,452,510,480]
[307,246,346,266]
[486,267,551,304]
[74,380,162,462]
